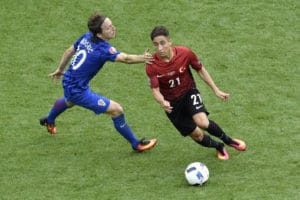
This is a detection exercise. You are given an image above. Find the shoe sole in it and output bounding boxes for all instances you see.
[217,147,229,160]
[135,139,157,152]
[230,139,246,151]
[39,118,57,134]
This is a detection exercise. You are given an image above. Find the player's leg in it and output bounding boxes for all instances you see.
[192,113,246,151]
[206,119,246,151]
[189,127,229,160]
[166,104,229,160]
[182,89,228,158]
[106,100,139,148]
[76,89,156,152]
[192,112,230,143]
[185,88,232,145]
[40,97,74,134]
[186,88,245,152]
[106,100,157,152]
[47,97,74,124]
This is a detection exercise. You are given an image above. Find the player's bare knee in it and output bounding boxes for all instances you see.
[194,118,209,129]
[197,122,209,129]
[115,104,124,115]
[107,101,124,117]
[190,128,204,141]
[193,113,209,129]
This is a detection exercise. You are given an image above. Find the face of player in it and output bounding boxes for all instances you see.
[152,36,172,60]
[99,18,116,41]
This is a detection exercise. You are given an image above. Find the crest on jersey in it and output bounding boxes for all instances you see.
[109,47,117,54]
[179,66,186,73]
[98,99,106,107]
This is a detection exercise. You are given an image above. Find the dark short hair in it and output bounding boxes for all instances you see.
[88,13,107,42]
[150,26,169,40]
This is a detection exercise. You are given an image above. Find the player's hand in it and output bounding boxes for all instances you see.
[49,69,64,83]
[144,48,154,64]
[215,90,230,100]
[161,100,173,113]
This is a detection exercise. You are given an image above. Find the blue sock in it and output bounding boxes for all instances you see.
[112,114,139,148]
[47,97,68,124]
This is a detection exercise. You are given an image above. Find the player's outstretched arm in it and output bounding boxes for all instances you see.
[115,49,153,64]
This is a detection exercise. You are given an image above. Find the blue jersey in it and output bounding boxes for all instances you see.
[63,32,120,93]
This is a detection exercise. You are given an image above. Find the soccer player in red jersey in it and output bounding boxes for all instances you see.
[146,26,246,160]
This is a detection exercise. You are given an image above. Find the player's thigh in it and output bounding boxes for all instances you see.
[192,112,209,129]
[166,111,196,136]
[71,90,111,114]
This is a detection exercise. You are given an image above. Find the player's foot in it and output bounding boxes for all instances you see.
[133,138,157,152]
[216,143,229,160]
[39,117,57,134]
[229,139,246,151]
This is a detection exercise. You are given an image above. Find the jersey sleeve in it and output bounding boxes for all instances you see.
[146,64,159,88]
[188,48,202,71]
[104,45,121,62]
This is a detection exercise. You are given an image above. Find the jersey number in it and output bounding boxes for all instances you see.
[71,49,87,70]
[169,77,181,88]
[191,94,203,105]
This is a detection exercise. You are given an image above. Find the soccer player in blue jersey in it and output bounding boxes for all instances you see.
[40,13,157,152]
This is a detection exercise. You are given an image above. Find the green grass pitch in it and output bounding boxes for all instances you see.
[0,0,299,199]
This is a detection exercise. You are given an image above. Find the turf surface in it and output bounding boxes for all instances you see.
[0,0,299,199]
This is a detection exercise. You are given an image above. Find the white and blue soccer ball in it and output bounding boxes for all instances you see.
[185,162,209,186]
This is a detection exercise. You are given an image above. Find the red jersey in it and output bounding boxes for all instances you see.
[146,46,202,101]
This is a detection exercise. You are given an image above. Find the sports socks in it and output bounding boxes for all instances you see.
[196,134,226,155]
[196,134,220,148]
[112,114,139,148]
[47,97,69,124]
[206,120,233,145]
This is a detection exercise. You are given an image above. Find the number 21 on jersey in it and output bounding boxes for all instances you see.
[169,77,181,88]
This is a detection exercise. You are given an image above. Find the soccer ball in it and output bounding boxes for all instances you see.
[184,162,209,186]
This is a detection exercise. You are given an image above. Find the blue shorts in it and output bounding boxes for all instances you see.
[64,88,110,114]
